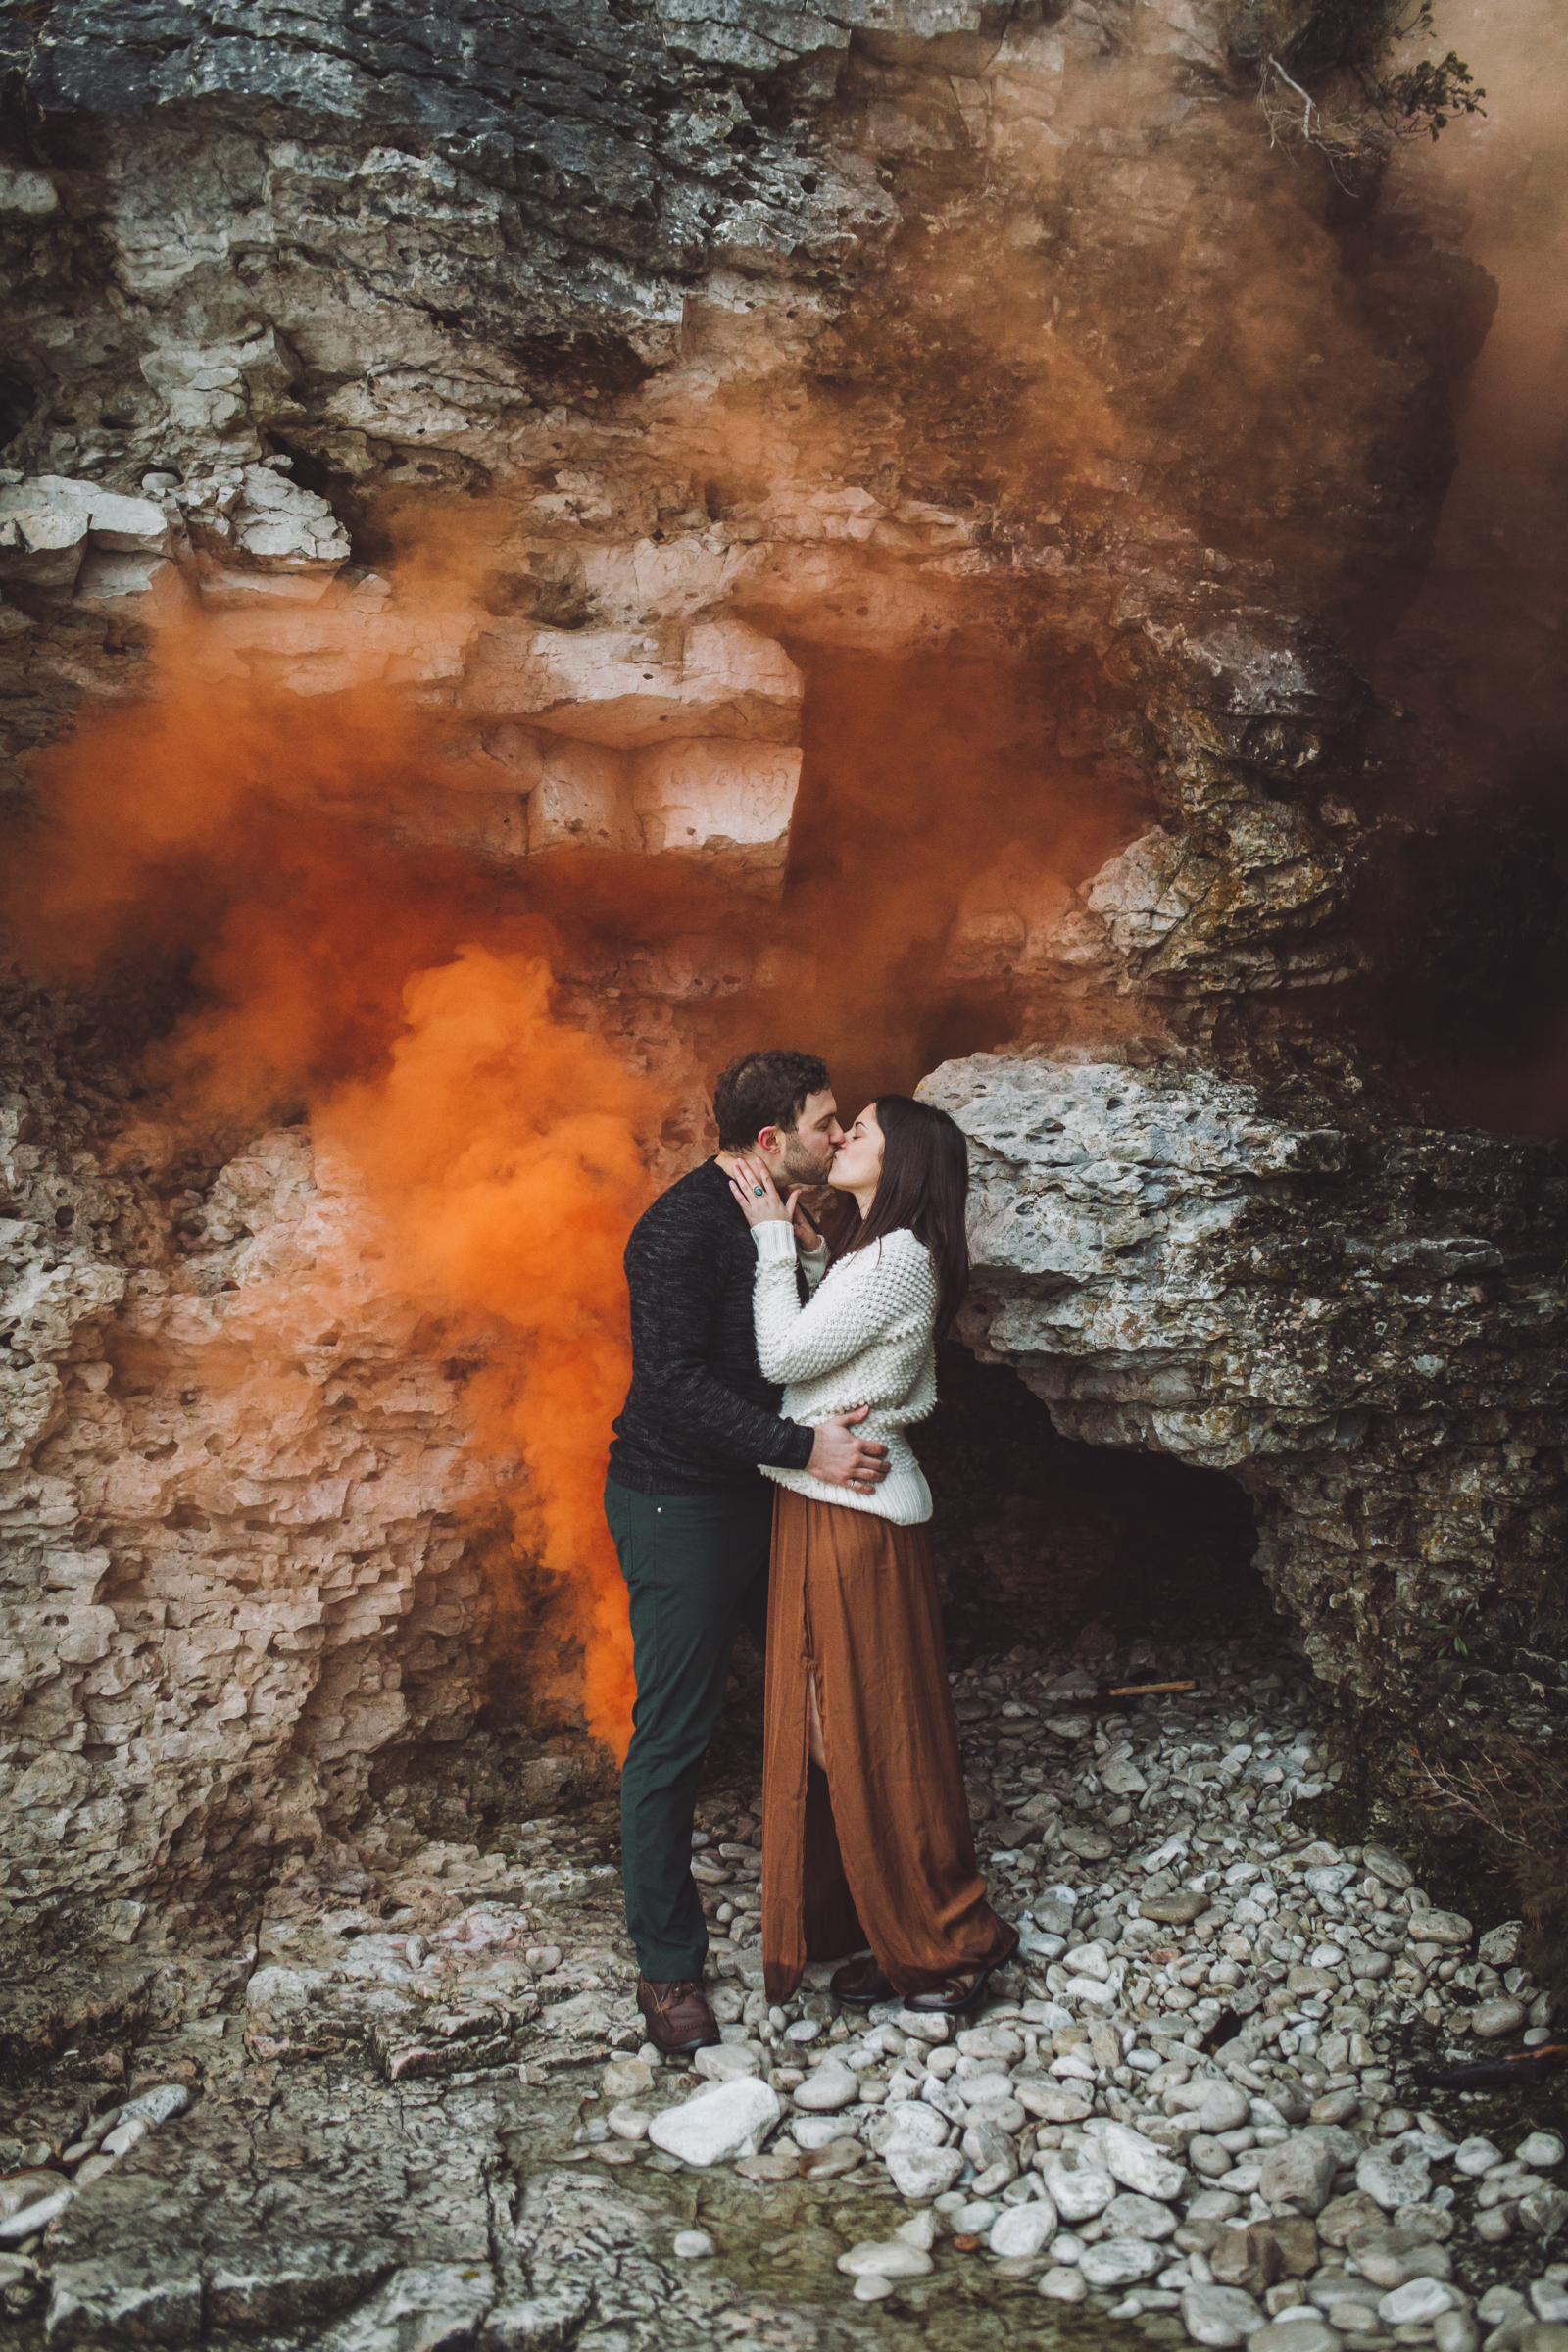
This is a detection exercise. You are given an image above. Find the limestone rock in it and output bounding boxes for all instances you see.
[1260,2135,1340,2216]
[1079,2237,1166,2288]
[645,2078,781,2167]
[1101,2122,1186,2202]
[989,2201,1058,2259]
[1183,2284,1268,2343]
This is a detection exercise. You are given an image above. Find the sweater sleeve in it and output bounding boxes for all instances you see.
[750,1228,936,1386]
[627,1204,814,1472]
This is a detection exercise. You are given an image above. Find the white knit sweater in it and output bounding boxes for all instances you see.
[749,1221,938,1525]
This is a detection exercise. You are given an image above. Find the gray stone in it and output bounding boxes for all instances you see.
[1473,1998,1528,2039]
[869,2102,949,2153]
[1017,2080,1093,2124]
[1519,2189,1568,2239]
[0,2191,72,2243]
[646,2078,782,2166]
[1046,2162,1117,2221]
[1041,2266,1089,2302]
[885,2143,965,2202]
[1200,2082,1253,2135]
[1079,2237,1167,2288]
[1143,1893,1209,1926]
[1102,2121,1186,2201]
[1182,2282,1267,2345]
[1356,2148,1432,2211]
[1247,2322,1339,2352]
[1521,2137,1566,2172]
[690,2045,755,2084]
[1361,1849,1415,1891]
[481,2290,593,2348]
[1434,2314,1482,2352]
[1416,1910,1474,1949]
[1105,2192,1181,2241]
[1454,2136,1506,2178]
[837,2240,934,2279]
[1379,2279,1461,2326]
[1260,2135,1339,2216]
[794,2114,859,2152]
[989,2201,1059,2259]
[792,2066,858,2113]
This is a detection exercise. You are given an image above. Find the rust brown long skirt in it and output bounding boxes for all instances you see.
[760,1488,1010,2004]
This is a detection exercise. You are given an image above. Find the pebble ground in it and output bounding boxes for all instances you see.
[0,1628,1561,2352]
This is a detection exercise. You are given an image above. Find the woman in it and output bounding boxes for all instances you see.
[728,1095,1017,2013]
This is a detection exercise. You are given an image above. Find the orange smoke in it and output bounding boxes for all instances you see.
[318,946,655,1750]
[9,622,662,1758]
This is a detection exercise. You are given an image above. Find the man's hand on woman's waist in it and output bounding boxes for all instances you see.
[804,1405,890,1494]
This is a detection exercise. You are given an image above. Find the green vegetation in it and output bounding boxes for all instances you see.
[1230,0,1485,178]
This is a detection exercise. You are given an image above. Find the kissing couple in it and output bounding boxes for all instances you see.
[604,1049,1018,2056]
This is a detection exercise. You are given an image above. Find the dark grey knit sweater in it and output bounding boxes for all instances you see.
[608,1158,816,1495]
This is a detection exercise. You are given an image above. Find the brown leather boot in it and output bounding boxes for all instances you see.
[636,1975,722,2056]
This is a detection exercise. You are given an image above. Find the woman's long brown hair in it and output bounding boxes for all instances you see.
[838,1094,970,1344]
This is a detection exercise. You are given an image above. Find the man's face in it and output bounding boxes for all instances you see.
[760,1088,843,1186]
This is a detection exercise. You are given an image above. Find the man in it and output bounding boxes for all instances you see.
[605,1049,890,2054]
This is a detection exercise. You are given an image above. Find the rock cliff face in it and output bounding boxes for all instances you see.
[0,0,1562,1925]
[921,1053,1568,1793]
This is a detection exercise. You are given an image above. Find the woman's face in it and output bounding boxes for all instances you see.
[829,1103,884,1196]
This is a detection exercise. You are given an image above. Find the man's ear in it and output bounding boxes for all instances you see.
[755,1125,781,1158]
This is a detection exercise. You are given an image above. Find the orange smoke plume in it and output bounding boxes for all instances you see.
[318,947,655,1752]
[8,617,663,1758]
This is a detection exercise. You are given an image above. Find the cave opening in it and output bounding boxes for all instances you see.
[920,1346,1273,1664]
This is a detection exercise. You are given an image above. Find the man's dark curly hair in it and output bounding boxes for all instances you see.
[712,1050,831,1152]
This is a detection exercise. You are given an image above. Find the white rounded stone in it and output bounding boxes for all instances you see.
[837,2241,934,2279]
[672,2230,713,2259]
[1182,2282,1266,2346]
[885,2142,965,2202]
[793,2066,858,2113]
[1040,2265,1088,2303]
[989,2201,1058,2259]
[1378,2279,1460,2327]
[1102,2121,1185,2202]
[1105,2191,1180,2241]
[1080,2237,1166,2288]
[1356,2148,1431,2210]
[1046,2163,1116,2221]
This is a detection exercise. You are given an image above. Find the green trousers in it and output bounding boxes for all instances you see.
[605,1476,773,1982]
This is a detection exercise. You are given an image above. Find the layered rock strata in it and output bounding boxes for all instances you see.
[923,1052,1568,1801]
[0,0,1560,1932]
